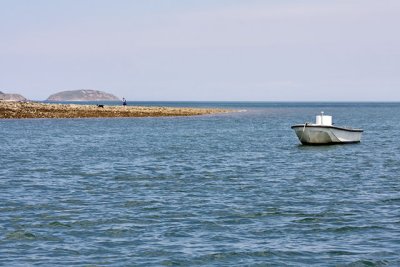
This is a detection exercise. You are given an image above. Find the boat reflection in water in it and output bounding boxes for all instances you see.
[291,112,363,145]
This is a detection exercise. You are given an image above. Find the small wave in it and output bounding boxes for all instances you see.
[49,221,71,228]
[294,217,321,223]
[326,225,385,233]
[6,230,37,240]
[327,250,359,256]
[381,197,400,203]
[195,250,275,262]
[338,259,390,267]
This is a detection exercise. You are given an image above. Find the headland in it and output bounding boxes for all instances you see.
[47,89,120,101]
[0,101,228,119]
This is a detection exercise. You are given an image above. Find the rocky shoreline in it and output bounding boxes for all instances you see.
[0,101,229,119]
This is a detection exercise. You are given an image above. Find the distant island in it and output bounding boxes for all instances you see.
[47,89,120,101]
[0,91,27,101]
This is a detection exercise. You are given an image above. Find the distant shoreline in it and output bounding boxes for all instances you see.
[0,101,229,119]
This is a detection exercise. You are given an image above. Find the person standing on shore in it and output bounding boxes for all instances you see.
[122,98,127,106]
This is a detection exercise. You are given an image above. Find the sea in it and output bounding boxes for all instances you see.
[1,102,399,266]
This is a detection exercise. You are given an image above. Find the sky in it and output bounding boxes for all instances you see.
[1,0,400,101]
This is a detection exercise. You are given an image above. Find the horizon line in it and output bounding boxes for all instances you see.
[35,100,400,103]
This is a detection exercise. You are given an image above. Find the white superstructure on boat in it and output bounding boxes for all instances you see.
[291,112,363,145]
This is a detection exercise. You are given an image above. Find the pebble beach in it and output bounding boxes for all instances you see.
[0,101,228,119]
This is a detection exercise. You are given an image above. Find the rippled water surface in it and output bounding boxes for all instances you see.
[1,102,400,266]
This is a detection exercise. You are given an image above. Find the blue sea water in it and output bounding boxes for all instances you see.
[1,102,400,266]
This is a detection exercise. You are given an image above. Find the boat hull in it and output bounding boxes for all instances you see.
[291,125,363,145]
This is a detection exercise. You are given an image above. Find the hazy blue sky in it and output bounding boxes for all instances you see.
[1,0,399,101]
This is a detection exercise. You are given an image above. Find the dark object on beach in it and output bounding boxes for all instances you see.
[122,98,127,106]
[97,104,104,108]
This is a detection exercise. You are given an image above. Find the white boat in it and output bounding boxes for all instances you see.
[291,112,363,145]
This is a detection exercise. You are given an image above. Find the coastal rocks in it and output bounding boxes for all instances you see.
[47,89,120,101]
[0,101,228,119]
[0,91,27,101]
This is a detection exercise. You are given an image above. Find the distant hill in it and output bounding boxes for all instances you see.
[47,89,120,101]
[0,91,27,101]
